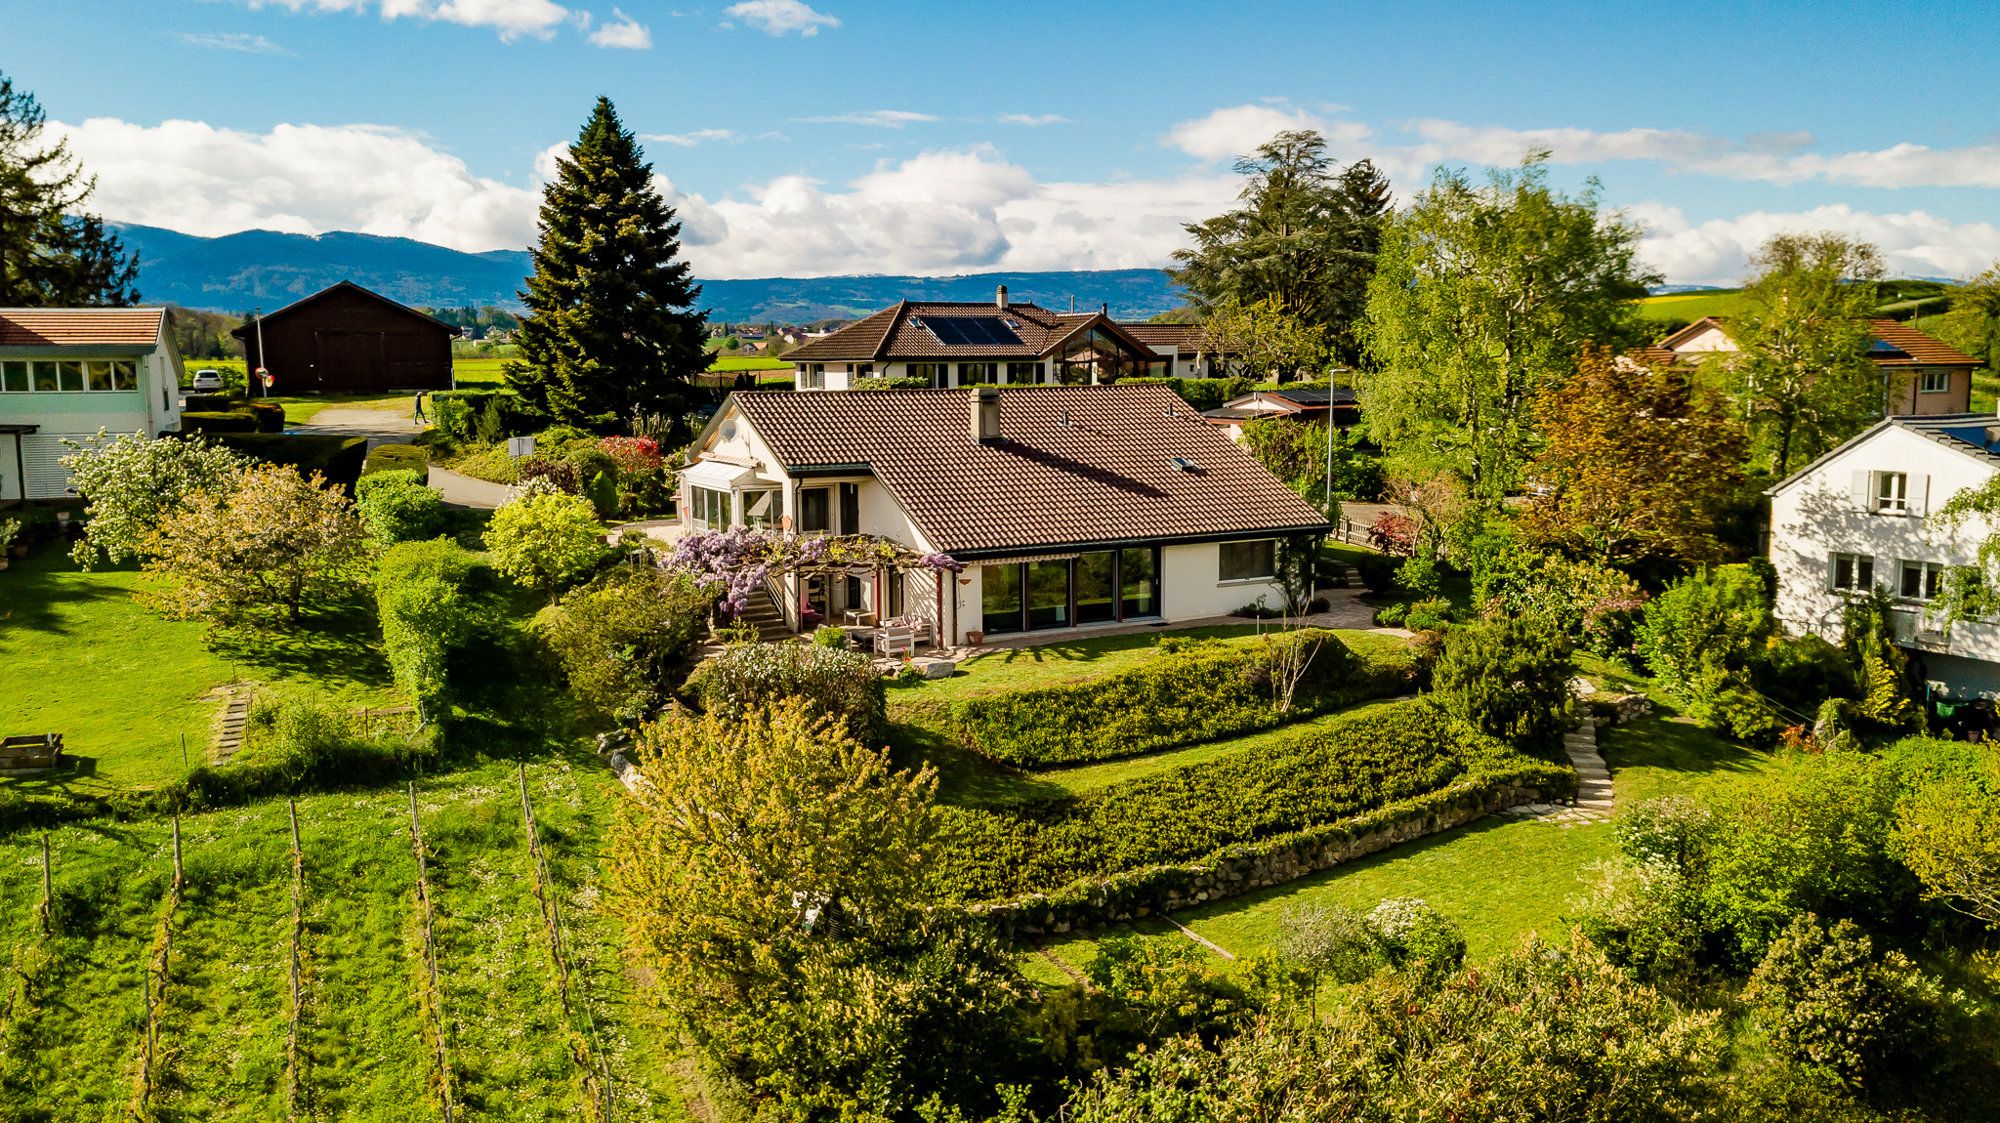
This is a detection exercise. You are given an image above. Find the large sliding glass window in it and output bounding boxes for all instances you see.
[982,563,1024,635]
[1026,560,1072,630]
[1120,548,1160,618]
[959,362,996,385]
[1076,552,1117,625]
[1005,361,1041,384]
[909,362,949,387]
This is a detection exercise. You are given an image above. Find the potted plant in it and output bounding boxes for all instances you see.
[966,629,984,646]
[0,520,19,569]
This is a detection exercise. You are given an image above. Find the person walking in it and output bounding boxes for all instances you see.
[412,389,428,427]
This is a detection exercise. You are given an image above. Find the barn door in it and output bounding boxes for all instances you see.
[314,331,379,393]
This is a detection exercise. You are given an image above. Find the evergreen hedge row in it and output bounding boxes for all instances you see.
[362,442,430,481]
[929,698,1554,902]
[208,433,369,494]
[950,631,1412,768]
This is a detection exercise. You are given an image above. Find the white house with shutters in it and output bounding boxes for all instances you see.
[1767,413,2000,697]
[0,308,184,502]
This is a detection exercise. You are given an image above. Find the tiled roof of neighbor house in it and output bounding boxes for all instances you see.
[0,307,165,347]
[783,300,1163,364]
[725,384,1331,555]
[1624,345,1686,368]
[1864,319,1980,367]
[1121,323,1203,349]
[1654,315,1976,368]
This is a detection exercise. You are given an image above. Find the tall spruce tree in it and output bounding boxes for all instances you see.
[0,71,139,306]
[510,97,707,431]
[1329,157,1391,365]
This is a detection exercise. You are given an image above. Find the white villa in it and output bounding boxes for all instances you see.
[782,288,1232,391]
[0,308,184,502]
[1768,413,2000,697]
[678,383,1332,647]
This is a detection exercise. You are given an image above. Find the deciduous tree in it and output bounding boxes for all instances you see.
[508,97,707,431]
[1521,350,1748,566]
[61,430,248,568]
[1729,233,1884,476]
[1358,154,1656,503]
[144,464,368,623]
[482,491,604,599]
[1891,755,2000,927]
[1197,295,1332,381]
[536,563,714,725]
[0,71,138,306]
[607,700,1018,1119]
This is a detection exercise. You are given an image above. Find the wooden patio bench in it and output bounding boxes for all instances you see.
[0,733,65,776]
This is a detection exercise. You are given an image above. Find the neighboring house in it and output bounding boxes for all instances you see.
[1654,316,1979,415]
[0,307,184,502]
[232,281,456,395]
[783,287,1175,391]
[1201,386,1361,443]
[679,384,1332,646]
[1768,413,2000,698]
[1119,322,1242,378]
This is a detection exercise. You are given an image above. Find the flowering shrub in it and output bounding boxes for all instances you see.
[61,429,249,568]
[517,456,583,494]
[1367,511,1420,556]
[598,435,662,475]
[685,641,884,739]
[669,527,782,615]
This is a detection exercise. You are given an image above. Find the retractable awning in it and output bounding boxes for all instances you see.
[680,457,762,490]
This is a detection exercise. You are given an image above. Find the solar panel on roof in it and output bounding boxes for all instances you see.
[1868,338,1909,358]
[918,315,1022,346]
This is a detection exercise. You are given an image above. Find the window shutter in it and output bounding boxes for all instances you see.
[1851,470,1872,510]
[1826,555,1840,591]
[1909,475,1931,518]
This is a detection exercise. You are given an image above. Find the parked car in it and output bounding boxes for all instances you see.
[190,368,225,392]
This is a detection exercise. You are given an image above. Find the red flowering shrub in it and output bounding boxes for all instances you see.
[599,436,662,476]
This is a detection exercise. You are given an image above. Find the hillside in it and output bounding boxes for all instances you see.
[113,224,1187,322]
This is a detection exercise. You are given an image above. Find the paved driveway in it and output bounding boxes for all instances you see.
[297,407,508,509]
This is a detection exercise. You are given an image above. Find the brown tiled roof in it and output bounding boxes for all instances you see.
[725,384,1330,555]
[0,307,165,347]
[1625,345,1685,368]
[1866,319,1980,367]
[1121,323,1203,349]
[782,301,1163,364]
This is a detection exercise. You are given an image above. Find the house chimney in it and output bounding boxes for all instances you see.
[970,386,1002,442]
[995,284,1009,309]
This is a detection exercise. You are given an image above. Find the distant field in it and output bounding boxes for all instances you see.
[707,355,790,372]
[1635,289,1754,325]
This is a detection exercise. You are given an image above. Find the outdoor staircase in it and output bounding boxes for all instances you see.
[739,584,794,642]
[1498,718,1616,827]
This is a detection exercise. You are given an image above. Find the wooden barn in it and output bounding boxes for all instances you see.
[232,281,457,395]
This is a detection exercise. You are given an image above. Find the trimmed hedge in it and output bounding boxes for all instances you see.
[182,393,235,412]
[930,699,1562,902]
[247,400,286,432]
[363,442,431,482]
[949,631,1411,768]
[180,409,259,434]
[852,375,933,391]
[209,433,369,494]
[432,387,534,442]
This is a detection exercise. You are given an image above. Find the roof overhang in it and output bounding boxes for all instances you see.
[0,423,39,435]
[945,522,1335,562]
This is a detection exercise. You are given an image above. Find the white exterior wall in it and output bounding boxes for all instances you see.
[1674,325,1737,353]
[1769,423,2000,695]
[0,334,183,500]
[1162,541,1290,620]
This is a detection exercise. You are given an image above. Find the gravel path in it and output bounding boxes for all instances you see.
[296,407,509,509]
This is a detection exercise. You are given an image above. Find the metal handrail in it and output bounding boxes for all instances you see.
[761,570,799,634]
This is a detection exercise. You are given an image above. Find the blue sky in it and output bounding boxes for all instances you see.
[12,0,2000,283]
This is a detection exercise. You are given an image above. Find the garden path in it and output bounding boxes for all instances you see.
[1498,718,1615,826]
[294,407,508,508]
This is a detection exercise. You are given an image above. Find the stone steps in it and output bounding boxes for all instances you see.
[211,684,253,764]
[1503,717,1616,826]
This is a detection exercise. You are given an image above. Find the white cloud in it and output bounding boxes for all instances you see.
[1403,119,1718,168]
[586,7,650,48]
[644,128,738,147]
[1633,202,2000,287]
[724,0,838,37]
[998,113,1069,127]
[796,109,939,128]
[243,0,573,41]
[55,117,542,252]
[176,31,289,54]
[1163,103,1375,164]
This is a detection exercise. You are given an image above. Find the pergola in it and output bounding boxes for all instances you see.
[669,530,962,641]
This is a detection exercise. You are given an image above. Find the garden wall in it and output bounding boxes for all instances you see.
[969,765,1565,939]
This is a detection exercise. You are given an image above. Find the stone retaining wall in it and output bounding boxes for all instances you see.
[970,768,1563,940]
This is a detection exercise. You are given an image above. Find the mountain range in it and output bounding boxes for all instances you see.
[112,224,1190,323]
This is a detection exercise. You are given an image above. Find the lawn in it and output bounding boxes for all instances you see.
[706,356,791,373]
[0,550,398,791]
[1025,696,1784,979]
